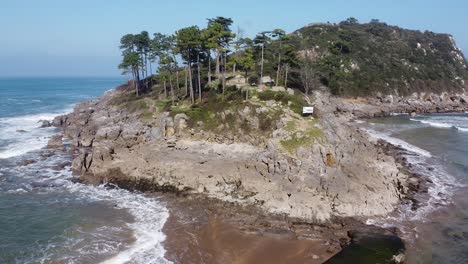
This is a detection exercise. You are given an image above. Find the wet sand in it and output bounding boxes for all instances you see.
[161,194,351,264]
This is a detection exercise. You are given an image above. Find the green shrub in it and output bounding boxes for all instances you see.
[257,90,306,115]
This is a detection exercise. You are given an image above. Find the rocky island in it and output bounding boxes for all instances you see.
[51,18,468,263]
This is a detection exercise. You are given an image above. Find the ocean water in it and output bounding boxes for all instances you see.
[0,78,171,264]
[362,113,468,264]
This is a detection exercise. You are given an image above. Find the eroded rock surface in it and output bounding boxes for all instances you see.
[53,88,415,222]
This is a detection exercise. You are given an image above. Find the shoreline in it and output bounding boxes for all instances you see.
[49,85,468,263]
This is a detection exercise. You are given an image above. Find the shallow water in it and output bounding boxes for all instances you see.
[363,114,468,264]
[0,78,171,264]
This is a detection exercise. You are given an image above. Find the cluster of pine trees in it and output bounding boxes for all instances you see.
[118,17,301,103]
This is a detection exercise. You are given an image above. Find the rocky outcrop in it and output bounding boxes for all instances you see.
[54,88,409,222]
[47,134,63,149]
[332,91,468,118]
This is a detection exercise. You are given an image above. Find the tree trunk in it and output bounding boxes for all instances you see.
[163,80,167,98]
[276,42,282,86]
[172,54,179,94]
[222,53,226,99]
[215,51,220,77]
[260,44,265,84]
[176,70,180,94]
[197,53,202,103]
[134,67,140,96]
[233,63,236,75]
[145,53,148,77]
[149,61,153,76]
[285,65,289,89]
[245,74,249,101]
[132,70,137,96]
[185,66,188,97]
[208,51,212,84]
[169,75,175,105]
[187,49,194,104]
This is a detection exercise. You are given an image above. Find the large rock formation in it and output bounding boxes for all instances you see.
[53,87,413,222]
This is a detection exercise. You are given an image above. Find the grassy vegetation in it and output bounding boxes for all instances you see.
[256,90,307,115]
[110,83,313,142]
[280,119,323,154]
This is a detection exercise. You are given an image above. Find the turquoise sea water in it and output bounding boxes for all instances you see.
[364,114,468,264]
[0,78,170,264]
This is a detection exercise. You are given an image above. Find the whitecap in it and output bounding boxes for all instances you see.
[6,188,28,194]
[66,183,172,264]
[410,119,454,129]
[0,106,74,159]
[363,127,463,241]
[364,128,432,157]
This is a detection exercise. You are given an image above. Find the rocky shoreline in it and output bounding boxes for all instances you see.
[47,85,468,263]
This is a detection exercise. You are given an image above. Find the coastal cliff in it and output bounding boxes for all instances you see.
[53,85,411,222]
[49,82,468,263]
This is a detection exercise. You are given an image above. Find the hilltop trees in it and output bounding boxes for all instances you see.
[119,34,142,96]
[236,38,255,100]
[118,16,326,100]
[254,32,271,83]
[271,29,287,86]
[175,26,202,104]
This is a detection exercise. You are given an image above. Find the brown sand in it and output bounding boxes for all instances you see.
[162,194,340,264]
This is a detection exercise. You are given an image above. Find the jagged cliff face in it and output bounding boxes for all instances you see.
[290,21,468,97]
[53,88,409,222]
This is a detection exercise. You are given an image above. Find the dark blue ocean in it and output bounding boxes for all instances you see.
[363,114,468,264]
[0,78,170,264]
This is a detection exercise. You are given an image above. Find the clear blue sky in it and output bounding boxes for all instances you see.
[1,0,467,77]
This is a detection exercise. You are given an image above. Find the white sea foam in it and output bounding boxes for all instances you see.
[410,119,454,129]
[6,188,28,194]
[409,115,468,132]
[363,127,462,239]
[67,183,172,264]
[6,152,171,264]
[0,107,73,159]
[364,128,432,157]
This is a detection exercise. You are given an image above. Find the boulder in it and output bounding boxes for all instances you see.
[160,115,175,137]
[47,135,63,149]
[166,126,175,137]
[174,113,189,133]
[39,120,52,128]
[147,127,162,141]
[286,88,295,95]
[226,75,247,88]
[96,126,121,141]
[272,86,286,92]
[79,134,94,147]
[120,122,142,141]
[382,95,394,104]
[52,115,65,127]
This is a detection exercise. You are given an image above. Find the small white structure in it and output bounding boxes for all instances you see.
[302,107,314,115]
[261,76,274,84]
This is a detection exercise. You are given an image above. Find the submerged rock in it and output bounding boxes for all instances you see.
[325,231,405,264]
[39,120,52,128]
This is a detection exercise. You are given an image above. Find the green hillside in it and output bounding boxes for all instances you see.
[288,19,468,96]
